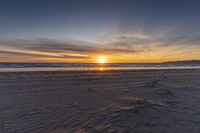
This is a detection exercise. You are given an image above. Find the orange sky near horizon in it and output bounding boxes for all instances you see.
[1,51,200,63]
[0,32,200,63]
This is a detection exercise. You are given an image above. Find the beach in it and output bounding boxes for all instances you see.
[0,69,200,133]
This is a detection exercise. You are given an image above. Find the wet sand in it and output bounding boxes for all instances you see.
[0,69,200,133]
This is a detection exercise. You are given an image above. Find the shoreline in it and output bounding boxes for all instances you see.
[0,66,200,73]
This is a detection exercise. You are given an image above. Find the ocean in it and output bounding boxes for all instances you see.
[0,62,200,72]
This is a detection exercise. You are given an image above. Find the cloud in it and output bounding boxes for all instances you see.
[0,38,138,61]
[0,31,200,62]
[108,31,200,49]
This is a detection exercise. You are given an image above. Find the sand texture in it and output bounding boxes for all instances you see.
[0,69,200,133]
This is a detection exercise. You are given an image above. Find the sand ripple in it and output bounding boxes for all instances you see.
[0,70,200,133]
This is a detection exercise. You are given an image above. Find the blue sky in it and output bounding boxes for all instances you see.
[0,0,200,62]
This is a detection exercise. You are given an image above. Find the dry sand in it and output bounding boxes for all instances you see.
[0,69,200,133]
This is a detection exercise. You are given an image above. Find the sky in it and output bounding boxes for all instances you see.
[0,0,200,63]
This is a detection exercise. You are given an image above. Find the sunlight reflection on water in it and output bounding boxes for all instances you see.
[0,66,200,72]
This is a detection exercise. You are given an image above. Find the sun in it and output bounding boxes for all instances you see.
[97,56,107,64]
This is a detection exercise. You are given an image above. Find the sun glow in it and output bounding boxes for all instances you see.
[100,67,104,71]
[97,56,107,64]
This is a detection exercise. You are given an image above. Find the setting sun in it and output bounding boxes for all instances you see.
[97,56,107,64]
